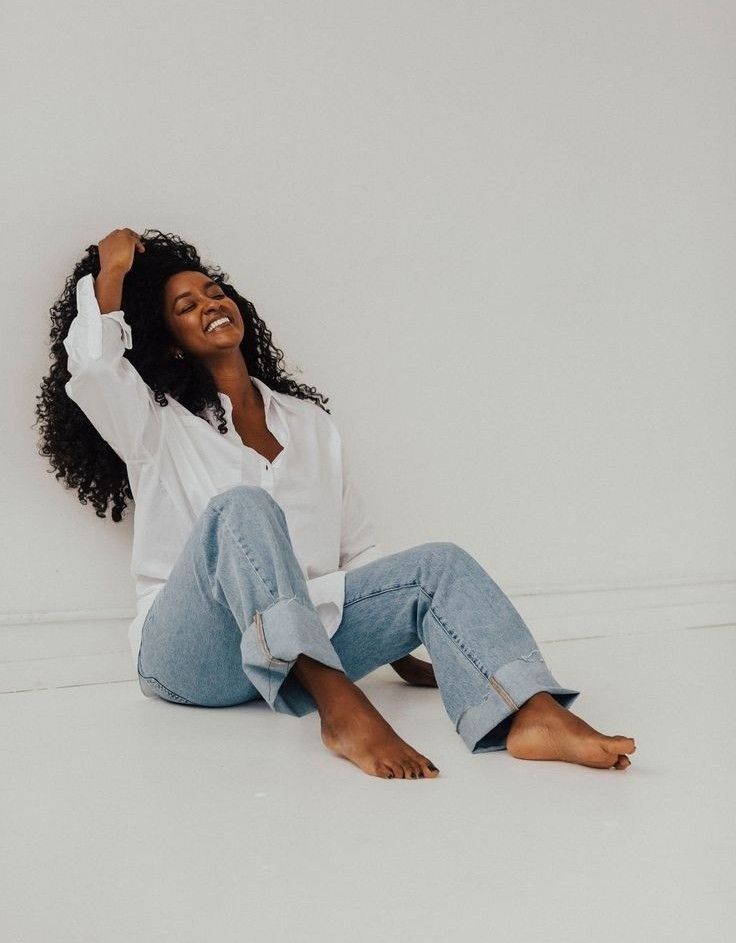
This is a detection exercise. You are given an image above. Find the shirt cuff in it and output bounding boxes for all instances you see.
[72,273,132,360]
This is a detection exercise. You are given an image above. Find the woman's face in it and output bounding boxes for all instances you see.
[162,270,244,360]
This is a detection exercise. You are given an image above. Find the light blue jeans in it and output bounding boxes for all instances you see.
[137,485,580,752]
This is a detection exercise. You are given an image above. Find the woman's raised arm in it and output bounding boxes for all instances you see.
[62,229,156,464]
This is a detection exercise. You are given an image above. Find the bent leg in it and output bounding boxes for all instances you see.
[138,485,344,714]
[331,541,580,753]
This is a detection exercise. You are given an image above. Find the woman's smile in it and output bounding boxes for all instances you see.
[205,315,233,333]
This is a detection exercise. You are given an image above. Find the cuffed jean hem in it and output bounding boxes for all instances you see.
[241,595,345,717]
[456,649,581,754]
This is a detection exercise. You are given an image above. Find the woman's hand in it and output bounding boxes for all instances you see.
[97,228,146,276]
[390,654,438,687]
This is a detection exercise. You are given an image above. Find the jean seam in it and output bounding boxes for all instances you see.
[347,579,495,685]
[217,510,277,603]
[138,672,194,705]
[489,676,519,711]
[421,584,538,711]
[416,583,498,682]
[344,576,532,711]
[254,608,292,668]
[342,579,423,608]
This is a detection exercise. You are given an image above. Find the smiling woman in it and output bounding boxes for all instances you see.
[164,271,242,355]
[35,228,635,783]
[35,227,456,780]
[35,228,331,523]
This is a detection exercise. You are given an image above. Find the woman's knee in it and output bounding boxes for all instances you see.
[207,484,285,520]
[414,540,475,576]
[420,540,470,560]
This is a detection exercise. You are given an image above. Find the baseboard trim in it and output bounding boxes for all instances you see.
[511,577,736,642]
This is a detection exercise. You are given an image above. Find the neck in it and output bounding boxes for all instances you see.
[206,350,261,413]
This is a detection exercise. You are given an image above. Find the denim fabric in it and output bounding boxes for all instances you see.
[138,485,580,753]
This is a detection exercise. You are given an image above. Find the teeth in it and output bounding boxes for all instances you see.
[206,316,230,333]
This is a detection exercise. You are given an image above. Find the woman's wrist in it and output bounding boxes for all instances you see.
[94,268,126,313]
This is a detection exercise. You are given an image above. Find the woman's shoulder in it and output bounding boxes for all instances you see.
[283,393,341,441]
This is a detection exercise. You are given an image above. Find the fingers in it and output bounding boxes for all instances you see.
[123,227,145,253]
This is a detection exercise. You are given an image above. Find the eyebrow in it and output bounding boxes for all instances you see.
[172,280,221,305]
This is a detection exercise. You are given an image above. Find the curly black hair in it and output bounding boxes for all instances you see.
[34,229,331,523]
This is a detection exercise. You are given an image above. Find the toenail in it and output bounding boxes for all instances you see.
[428,763,439,772]
[387,771,394,778]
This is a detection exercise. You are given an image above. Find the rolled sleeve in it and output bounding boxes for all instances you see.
[63,272,133,366]
[62,273,153,463]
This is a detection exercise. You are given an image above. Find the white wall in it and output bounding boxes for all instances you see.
[3,1,735,649]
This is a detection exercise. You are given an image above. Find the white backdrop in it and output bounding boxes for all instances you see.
[3,1,735,648]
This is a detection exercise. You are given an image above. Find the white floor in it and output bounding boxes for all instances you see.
[3,624,735,943]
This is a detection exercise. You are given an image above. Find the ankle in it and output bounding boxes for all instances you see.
[518,692,561,716]
[292,654,354,711]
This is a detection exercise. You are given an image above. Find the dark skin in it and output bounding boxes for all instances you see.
[161,268,439,689]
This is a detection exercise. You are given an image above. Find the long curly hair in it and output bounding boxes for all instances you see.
[34,229,331,523]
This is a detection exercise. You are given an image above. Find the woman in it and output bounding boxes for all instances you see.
[36,227,636,779]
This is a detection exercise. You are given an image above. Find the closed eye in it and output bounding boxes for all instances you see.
[181,293,226,313]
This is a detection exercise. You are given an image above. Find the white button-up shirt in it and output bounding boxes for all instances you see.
[63,273,383,674]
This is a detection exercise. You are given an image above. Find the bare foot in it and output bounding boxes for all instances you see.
[390,654,438,687]
[506,692,636,770]
[320,683,440,780]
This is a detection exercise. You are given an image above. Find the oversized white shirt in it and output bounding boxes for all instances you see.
[63,273,383,674]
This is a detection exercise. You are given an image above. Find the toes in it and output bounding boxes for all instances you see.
[376,761,401,779]
[409,759,424,779]
[609,736,636,754]
[402,758,420,779]
[408,753,438,778]
[416,756,440,777]
[592,751,618,768]
[379,754,440,779]
[596,742,634,769]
